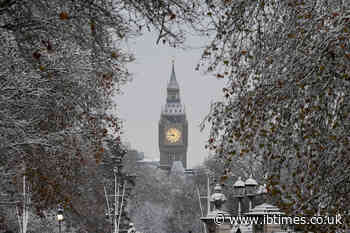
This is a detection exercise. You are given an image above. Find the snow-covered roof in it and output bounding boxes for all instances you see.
[170,161,185,174]
[233,177,245,187]
[245,175,258,186]
[136,159,160,167]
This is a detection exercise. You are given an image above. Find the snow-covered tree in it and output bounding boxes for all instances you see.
[129,165,202,233]
[0,0,201,204]
[199,1,350,232]
[0,0,199,231]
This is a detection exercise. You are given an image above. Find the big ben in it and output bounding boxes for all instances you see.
[159,60,188,171]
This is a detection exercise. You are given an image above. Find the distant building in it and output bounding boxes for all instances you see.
[170,160,185,174]
[136,158,160,168]
[158,60,188,171]
[126,149,144,160]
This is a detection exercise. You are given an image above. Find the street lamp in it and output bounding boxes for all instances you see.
[233,177,245,216]
[244,175,258,211]
[57,204,64,233]
[233,175,258,214]
[210,183,227,212]
[232,175,258,233]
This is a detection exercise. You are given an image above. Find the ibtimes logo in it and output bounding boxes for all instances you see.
[214,213,342,225]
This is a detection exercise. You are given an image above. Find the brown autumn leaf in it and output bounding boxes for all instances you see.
[345,53,350,60]
[103,128,108,136]
[111,51,118,58]
[59,12,69,20]
[304,12,312,19]
[33,51,41,59]
[332,12,339,17]
[220,175,228,182]
[287,33,296,38]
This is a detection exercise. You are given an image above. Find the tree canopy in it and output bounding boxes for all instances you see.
[201,0,350,232]
[1,0,350,232]
[0,0,198,230]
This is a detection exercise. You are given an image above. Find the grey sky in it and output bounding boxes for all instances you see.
[115,32,224,168]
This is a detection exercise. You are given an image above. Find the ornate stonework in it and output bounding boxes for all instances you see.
[158,62,188,171]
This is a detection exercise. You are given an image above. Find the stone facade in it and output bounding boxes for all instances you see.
[159,62,188,171]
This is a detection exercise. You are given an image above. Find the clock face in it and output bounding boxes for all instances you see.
[166,128,182,143]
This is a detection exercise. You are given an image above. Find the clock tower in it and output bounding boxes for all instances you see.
[159,61,188,171]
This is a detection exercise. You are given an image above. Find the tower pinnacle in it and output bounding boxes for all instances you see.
[159,60,188,171]
[168,60,179,90]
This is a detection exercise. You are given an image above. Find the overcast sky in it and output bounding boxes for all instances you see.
[114,32,225,168]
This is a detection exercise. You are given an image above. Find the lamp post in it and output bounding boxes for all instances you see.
[233,177,245,216]
[200,183,229,233]
[232,175,258,233]
[210,183,227,212]
[57,204,64,233]
[233,175,258,215]
[244,175,258,212]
